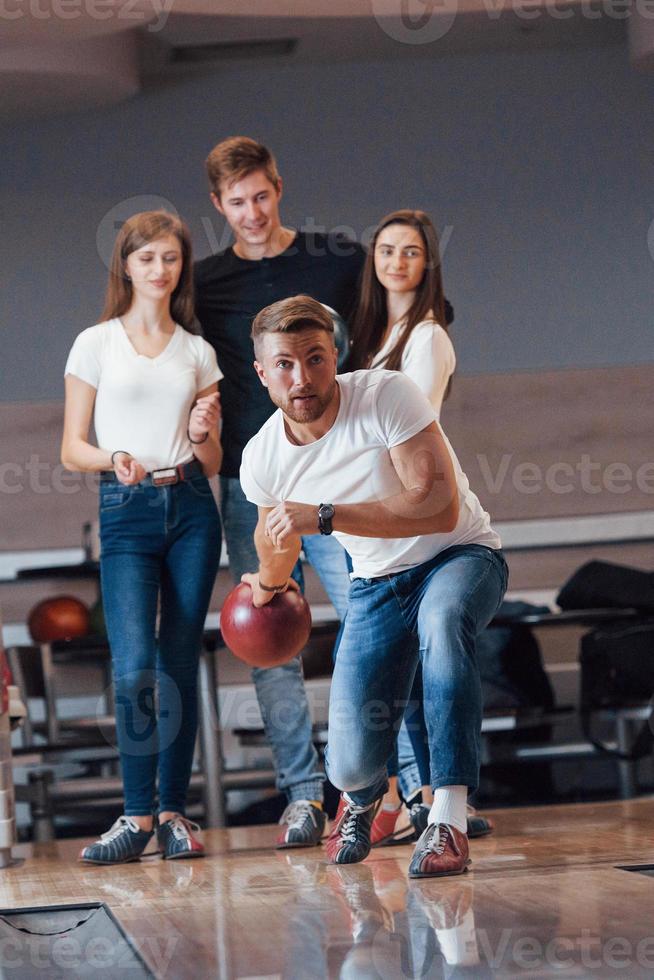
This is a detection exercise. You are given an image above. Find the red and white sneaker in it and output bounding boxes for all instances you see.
[370,803,407,846]
[157,816,205,860]
[408,823,470,878]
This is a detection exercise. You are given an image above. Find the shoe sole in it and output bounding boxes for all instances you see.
[161,849,205,860]
[371,817,415,848]
[408,860,471,879]
[375,823,422,847]
[276,839,323,850]
[79,854,144,865]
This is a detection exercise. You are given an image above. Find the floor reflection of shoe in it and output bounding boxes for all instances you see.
[370,859,408,918]
[279,849,327,886]
[329,864,389,932]
[276,800,327,849]
[410,882,480,969]
[408,824,470,879]
[325,796,381,864]
[411,882,474,931]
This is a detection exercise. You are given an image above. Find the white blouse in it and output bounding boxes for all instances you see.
[65,318,222,470]
[370,316,455,420]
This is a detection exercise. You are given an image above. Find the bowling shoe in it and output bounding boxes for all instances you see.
[370,802,411,847]
[466,806,494,839]
[408,823,470,878]
[157,815,205,859]
[325,796,382,864]
[335,792,406,848]
[276,800,326,849]
[79,816,153,864]
[409,802,493,842]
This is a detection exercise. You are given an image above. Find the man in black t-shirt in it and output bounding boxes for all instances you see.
[194,137,364,847]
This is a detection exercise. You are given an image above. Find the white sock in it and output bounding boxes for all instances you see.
[437,909,479,965]
[428,786,467,834]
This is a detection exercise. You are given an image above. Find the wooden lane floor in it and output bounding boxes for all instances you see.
[1,798,654,978]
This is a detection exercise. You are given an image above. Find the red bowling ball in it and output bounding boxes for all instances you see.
[220,583,312,668]
[28,596,90,643]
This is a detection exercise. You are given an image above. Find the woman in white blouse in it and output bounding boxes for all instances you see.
[62,211,223,864]
[350,208,455,418]
[349,208,455,841]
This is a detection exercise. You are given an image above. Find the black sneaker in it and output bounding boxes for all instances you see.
[409,801,430,839]
[325,796,381,864]
[276,801,326,849]
[157,816,205,860]
[466,805,494,839]
[408,802,494,842]
[79,816,153,865]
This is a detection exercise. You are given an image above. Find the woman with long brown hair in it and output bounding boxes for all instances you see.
[349,208,454,417]
[62,211,223,863]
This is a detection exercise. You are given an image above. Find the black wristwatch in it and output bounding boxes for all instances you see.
[318,503,335,536]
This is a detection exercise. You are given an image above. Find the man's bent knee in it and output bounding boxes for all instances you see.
[325,755,380,794]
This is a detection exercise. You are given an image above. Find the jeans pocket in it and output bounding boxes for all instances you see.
[99,487,132,512]
[187,476,214,498]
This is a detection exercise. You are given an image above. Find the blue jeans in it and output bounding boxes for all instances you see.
[99,475,221,816]
[325,544,508,805]
[219,476,351,802]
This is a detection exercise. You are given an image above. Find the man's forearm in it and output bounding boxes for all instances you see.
[333,487,459,538]
[255,524,302,585]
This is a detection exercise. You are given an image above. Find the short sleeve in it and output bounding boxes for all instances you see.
[401,324,455,419]
[239,442,278,508]
[372,372,436,449]
[64,327,102,389]
[196,337,223,391]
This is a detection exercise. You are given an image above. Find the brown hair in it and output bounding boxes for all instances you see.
[100,211,195,332]
[206,136,280,198]
[349,209,448,373]
[252,295,334,359]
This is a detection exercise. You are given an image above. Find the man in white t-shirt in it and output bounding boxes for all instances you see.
[239,295,508,878]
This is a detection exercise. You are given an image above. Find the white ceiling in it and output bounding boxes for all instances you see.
[0,0,646,119]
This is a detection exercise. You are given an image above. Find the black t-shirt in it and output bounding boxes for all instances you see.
[194,231,365,477]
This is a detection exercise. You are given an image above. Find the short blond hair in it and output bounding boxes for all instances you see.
[252,295,334,358]
[206,136,280,198]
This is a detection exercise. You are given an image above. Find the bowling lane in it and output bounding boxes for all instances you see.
[1,798,653,978]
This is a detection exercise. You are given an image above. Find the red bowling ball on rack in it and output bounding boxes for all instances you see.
[220,583,312,668]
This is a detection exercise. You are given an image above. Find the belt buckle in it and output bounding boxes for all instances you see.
[151,467,178,487]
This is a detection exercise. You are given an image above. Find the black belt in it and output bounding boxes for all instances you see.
[100,458,203,486]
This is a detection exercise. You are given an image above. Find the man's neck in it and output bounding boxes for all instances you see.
[233,226,297,261]
[283,384,341,446]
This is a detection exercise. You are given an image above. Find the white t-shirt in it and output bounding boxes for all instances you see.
[240,370,500,579]
[65,318,223,471]
[370,316,455,420]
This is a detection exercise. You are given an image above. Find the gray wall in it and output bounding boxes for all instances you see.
[3,40,654,403]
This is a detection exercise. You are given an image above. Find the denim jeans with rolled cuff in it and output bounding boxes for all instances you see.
[325,544,508,806]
